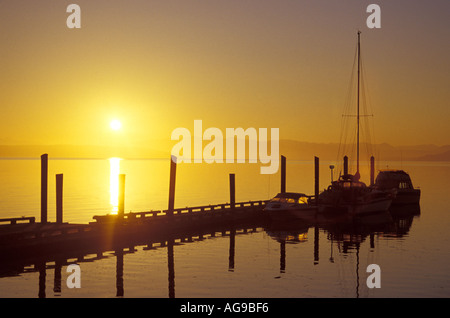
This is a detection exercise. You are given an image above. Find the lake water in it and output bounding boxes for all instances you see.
[0,158,449,298]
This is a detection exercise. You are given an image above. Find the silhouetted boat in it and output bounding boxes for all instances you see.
[264,192,317,220]
[318,32,393,215]
[372,170,421,205]
[319,174,394,214]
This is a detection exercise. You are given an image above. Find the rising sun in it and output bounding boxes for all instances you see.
[110,119,122,131]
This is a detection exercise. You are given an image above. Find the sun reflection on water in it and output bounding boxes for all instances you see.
[109,157,121,214]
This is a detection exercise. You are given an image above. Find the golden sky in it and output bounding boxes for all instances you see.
[0,0,449,151]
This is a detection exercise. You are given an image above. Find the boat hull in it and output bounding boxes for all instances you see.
[319,197,392,215]
[265,206,318,221]
[348,197,393,215]
[392,189,421,205]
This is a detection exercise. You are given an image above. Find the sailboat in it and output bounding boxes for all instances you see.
[318,32,394,215]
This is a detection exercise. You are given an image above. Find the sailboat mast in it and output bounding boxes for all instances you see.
[356,31,361,177]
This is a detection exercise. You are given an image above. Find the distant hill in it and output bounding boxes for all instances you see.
[0,141,449,162]
[277,140,450,162]
[414,149,450,161]
[0,144,170,159]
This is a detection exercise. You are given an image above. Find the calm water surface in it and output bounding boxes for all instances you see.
[0,159,449,298]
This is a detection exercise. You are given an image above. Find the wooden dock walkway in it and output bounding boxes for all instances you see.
[92,200,267,225]
[0,200,268,261]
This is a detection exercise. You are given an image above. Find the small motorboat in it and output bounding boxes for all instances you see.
[264,192,317,221]
[372,170,421,205]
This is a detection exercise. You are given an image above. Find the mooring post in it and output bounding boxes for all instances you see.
[314,156,319,206]
[118,174,125,219]
[329,165,335,183]
[370,156,375,186]
[41,154,48,224]
[229,173,235,210]
[281,155,286,193]
[56,174,63,224]
[343,155,348,175]
[168,156,177,216]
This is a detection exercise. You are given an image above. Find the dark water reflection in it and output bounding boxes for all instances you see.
[0,204,421,298]
[265,204,420,298]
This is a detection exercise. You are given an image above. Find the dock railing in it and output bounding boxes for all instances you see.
[0,217,36,225]
[93,200,268,224]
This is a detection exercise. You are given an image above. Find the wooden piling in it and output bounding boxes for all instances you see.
[343,155,348,175]
[41,154,48,224]
[229,174,235,209]
[56,174,63,224]
[314,156,319,205]
[118,174,125,219]
[281,155,286,193]
[370,156,375,186]
[168,156,177,216]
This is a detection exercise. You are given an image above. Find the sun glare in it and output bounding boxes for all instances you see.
[110,119,122,131]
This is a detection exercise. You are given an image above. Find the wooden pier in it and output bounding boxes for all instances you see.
[0,220,95,258]
[0,200,268,260]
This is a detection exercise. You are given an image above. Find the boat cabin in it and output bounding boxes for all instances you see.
[374,170,415,190]
[331,174,367,190]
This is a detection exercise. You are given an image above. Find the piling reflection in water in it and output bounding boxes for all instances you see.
[228,228,235,272]
[116,248,124,297]
[37,261,46,299]
[167,238,175,298]
[53,259,62,296]
[264,204,420,280]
